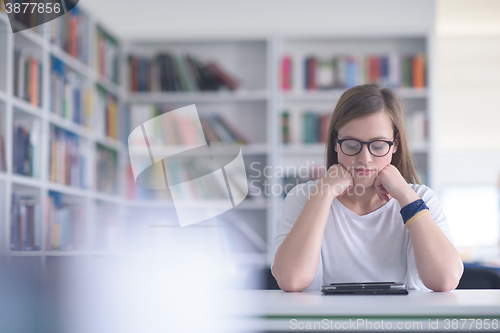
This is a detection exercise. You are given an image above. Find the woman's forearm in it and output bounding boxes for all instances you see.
[408,213,463,291]
[273,181,339,292]
[398,191,463,292]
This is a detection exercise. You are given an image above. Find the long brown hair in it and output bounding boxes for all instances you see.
[326,84,420,184]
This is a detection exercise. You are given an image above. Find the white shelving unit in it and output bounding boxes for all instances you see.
[0,8,435,271]
[0,11,129,271]
[123,36,277,267]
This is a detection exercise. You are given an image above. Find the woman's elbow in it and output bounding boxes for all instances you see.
[277,278,311,292]
[273,267,312,292]
[429,273,462,292]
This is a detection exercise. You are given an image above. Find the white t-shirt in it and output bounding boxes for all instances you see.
[271,180,463,290]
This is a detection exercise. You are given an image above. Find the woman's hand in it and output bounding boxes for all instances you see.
[321,164,354,198]
[373,164,418,205]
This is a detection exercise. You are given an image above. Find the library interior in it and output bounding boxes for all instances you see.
[0,0,499,332]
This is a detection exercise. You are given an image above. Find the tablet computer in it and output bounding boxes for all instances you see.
[321,282,408,295]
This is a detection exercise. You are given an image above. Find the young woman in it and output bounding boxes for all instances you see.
[272,84,463,292]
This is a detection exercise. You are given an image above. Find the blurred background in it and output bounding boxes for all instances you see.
[0,0,499,332]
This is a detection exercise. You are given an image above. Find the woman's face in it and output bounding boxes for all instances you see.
[336,110,398,188]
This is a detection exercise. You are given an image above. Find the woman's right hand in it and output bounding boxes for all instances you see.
[321,164,354,198]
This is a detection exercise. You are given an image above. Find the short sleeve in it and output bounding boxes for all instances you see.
[405,184,464,290]
[271,181,323,290]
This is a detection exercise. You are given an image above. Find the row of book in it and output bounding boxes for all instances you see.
[129,104,249,146]
[282,111,331,144]
[50,3,90,64]
[13,49,43,106]
[126,164,266,203]
[49,126,88,188]
[13,120,39,177]
[282,109,428,146]
[12,191,120,252]
[45,191,86,251]
[96,27,120,84]
[96,144,118,195]
[50,56,92,126]
[281,53,426,91]
[95,86,119,140]
[11,193,42,251]
[128,54,240,92]
[163,159,250,202]
[0,109,6,172]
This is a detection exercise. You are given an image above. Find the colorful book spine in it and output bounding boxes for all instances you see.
[96,27,119,83]
[0,109,6,172]
[282,111,331,144]
[49,6,89,64]
[45,191,86,251]
[96,144,117,194]
[282,111,290,144]
[13,124,33,176]
[50,56,89,125]
[49,126,87,188]
[128,54,240,92]
[128,105,249,145]
[281,55,292,90]
[96,86,119,140]
[13,49,43,106]
[10,193,42,251]
[296,53,427,91]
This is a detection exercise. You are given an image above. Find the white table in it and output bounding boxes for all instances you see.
[226,290,500,332]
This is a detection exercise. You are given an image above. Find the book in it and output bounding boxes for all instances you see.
[11,193,41,251]
[13,121,36,177]
[298,53,427,90]
[317,59,334,90]
[50,7,90,64]
[281,55,292,90]
[50,56,89,126]
[96,85,119,140]
[0,108,6,172]
[96,144,118,194]
[207,61,240,90]
[49,126,87,188]
[96,26,120,83]
[283,110,331,144]
[13,49,43,106]
[282,111,290,144]
[46,191,86,251]
[129,53,242,92]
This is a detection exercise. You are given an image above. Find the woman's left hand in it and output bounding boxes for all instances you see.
[373,164,416,204]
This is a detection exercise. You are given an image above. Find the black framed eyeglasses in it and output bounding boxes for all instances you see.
[335,133,395,157]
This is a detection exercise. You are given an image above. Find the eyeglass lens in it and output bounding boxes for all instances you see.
[341,140,391,157]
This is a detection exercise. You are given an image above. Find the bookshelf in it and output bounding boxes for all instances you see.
[124,37,275,266]
[0,7,435,270]
[0,6,128,273]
